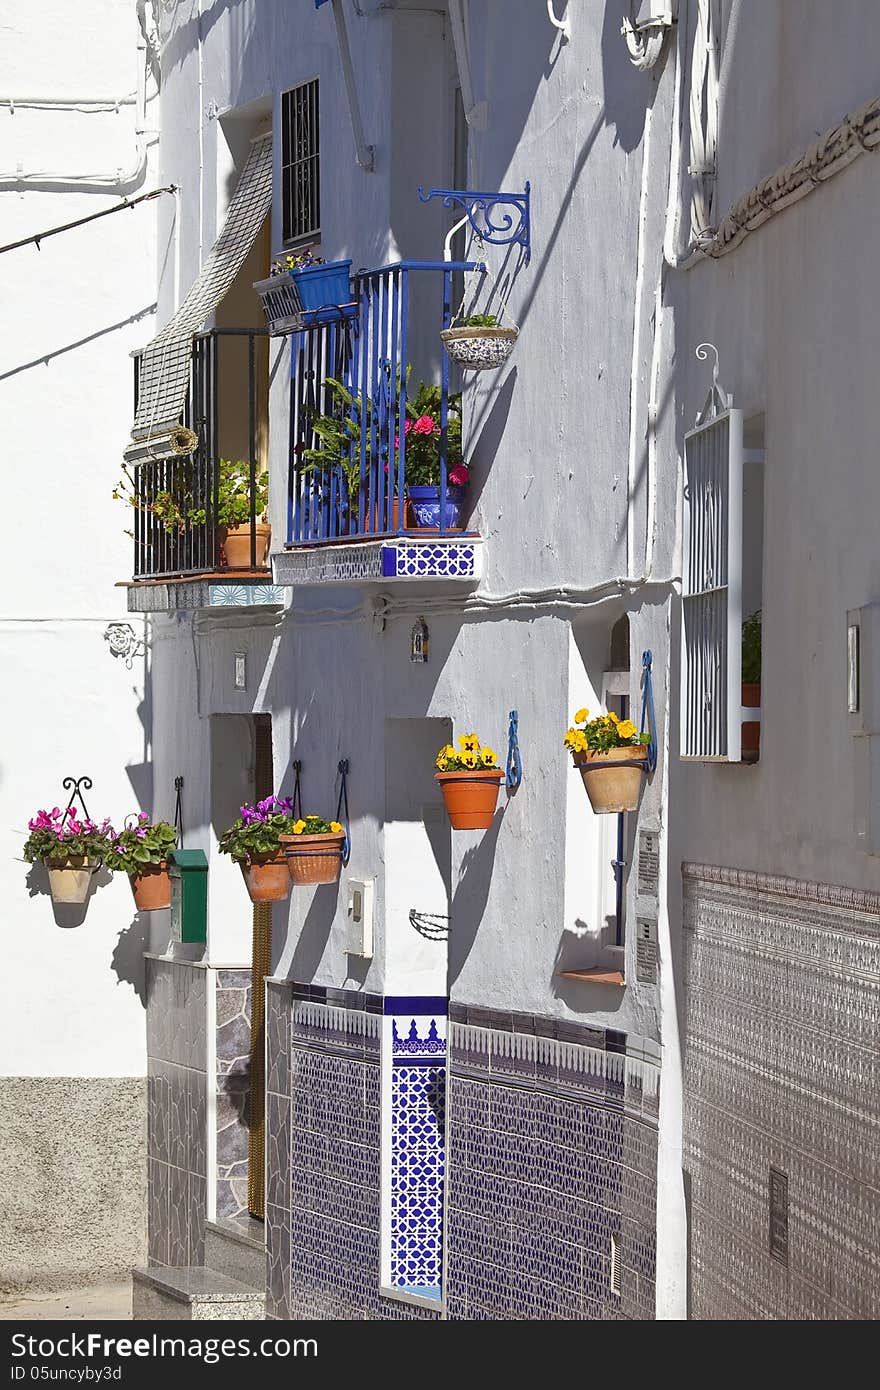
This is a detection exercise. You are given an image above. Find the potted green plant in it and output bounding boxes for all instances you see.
[279,815,346,885]
[301,378,412,533]
[219,796,300,902]
[272,248,353,320]
[742,610,762,760]
[24,807,114,905]
[435,734,503,829]
[440,312,518,371]
[215,459,271,568]
[564,708,651,814]
[104,815,178,911]
[402,383,470,531]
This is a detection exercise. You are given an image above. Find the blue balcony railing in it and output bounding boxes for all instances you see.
[286,259,481,545]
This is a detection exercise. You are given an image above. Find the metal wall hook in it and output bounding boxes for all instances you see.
[174,776,184,846]
[547,1,570,40]
[641,651,658,774]
[62,776,93,822]
[291,760,304,820]
[506,709,523,792]
[336,758,351,866]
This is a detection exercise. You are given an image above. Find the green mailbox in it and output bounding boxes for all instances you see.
[168,849,208,944]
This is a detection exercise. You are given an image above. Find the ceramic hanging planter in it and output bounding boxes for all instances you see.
[572,746,648,815]
[240,852,292,903]
[441,324,518,371]
[281,831,346,886]
[565,708,650,815]
[435,770,504,829]
[435,733,504,829]
[46,858,99,906]
[129,860,172,911]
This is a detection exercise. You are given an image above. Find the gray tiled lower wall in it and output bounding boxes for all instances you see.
[215,968,252,1221]
[682,864,880,1321]
[264,980,660,1321]
[146,958,207,1267]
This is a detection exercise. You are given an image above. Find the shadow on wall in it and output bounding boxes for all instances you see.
[465,367,517,520]
[447,802,505,987]
[288,882,343,982]
[550,927,624,1015]
[111,914,149,1007]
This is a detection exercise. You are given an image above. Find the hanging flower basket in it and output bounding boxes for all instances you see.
[565,708,650,815]
[281,818,346,886]
[435,733,503,829]
[46,858,99,906]
[240,852,291,903]
[441,324,519,371]
[130,860,172,911]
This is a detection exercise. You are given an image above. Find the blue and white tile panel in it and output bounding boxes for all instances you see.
[272,538,483,587]
[383,996,447,1304]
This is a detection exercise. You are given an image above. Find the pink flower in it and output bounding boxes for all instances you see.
[404,420,412,435]
[138,813,149,822]
[413,415,437,436]
[448,463,470,486]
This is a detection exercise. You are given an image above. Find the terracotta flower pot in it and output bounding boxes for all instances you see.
[435,769,504,829]
[130,860,172,911]
[742,681,761,760]
[46,857,97,905]
[280,832,346,886]
[573,745,648,814]
[220,522,271,569]
[240,852,292,903]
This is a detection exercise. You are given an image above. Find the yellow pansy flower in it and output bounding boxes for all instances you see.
[607,710,619,724]
[617,719,638,740]
[481,747,498,767]
[459,733,480,752]
[292,819,306,835]
[329,821,343,834]
[436,754,450,770]
[461,748,478,769]
[574,707,589,724]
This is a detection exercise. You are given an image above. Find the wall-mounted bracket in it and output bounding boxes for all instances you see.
[506,709,523,792]
[62,775,93,823]
[641,651,658,774]
[418,184,532,263]
[336,758,351,866]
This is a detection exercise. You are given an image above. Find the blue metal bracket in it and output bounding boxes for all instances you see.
[640,651,658,774]
[506,709,523,792]
[417,184,532,263]
[336,758,351,866]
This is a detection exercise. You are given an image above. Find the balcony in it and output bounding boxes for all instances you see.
[272,260,485,588]
[121,328,283,614]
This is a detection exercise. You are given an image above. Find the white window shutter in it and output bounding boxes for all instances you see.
[681,389,743,761]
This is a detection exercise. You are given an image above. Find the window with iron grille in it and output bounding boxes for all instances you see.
[681,373,764,762]
[282,79,320,244]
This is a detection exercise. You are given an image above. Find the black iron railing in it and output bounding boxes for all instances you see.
[130,328,269,580]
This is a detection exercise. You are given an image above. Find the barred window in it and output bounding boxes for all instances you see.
[282,80,320,244]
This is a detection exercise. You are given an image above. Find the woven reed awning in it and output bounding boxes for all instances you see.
[124,132,272,463]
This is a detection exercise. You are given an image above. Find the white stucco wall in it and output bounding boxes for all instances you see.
[0,0,160,1077]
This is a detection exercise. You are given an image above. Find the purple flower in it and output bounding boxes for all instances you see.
[138,813,149,822]
[135,828,147,839]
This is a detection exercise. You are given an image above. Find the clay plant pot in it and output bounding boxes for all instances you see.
[240,852,291,903]
[46,857,97,905]
[220,522,272,569]
[573,745,648,814]
[742,681,761,760]
[280,832,346,886]
[435,769,504,830]
[129,860,172,911]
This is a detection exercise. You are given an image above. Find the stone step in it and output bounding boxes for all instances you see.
[204,1215,266,1288]
[132,1266,264,1321]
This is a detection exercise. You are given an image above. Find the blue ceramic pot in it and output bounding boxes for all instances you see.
[407,484,466,530]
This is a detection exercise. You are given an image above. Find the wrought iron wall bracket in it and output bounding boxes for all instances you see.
[336,759,351,866]
[417,184,532,263]
[506,709,523,792]
[62,776,93,822]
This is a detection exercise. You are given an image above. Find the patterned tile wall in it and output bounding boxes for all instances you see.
[682,863,880,1320]
[387,1003,447,1300]
[264,981,659,1320]
[264,982,440,1321]
[446,1006,660,1321]
[215,969,252,1221]
[146,958,207,1267]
